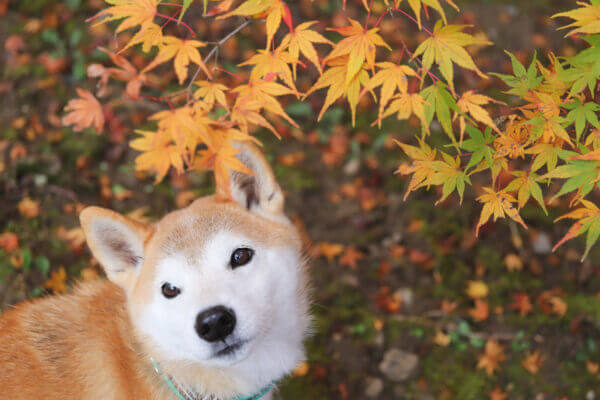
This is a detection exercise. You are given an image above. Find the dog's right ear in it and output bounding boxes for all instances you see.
[79,206,154,290]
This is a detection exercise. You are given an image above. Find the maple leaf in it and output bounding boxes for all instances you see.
[240,47,297,91]
[504,253,523,271]
[413,21,491,91]
[44,266,68,294]
[317,242,344,262]
[130,129,185,182]
[368,62,417,118]
[379,92,429,130]
[510,292,533,316]
[504,171,547,214]
[521,351,545,375]
[231,78,298,128]
[280,21,333,77]
[493,116,531,160]
[466,280,488,299]
[477,339,505,376]
[475,188,527,236]
[421,152,470,204]
[62,88,105,132]
[195,131,257,198]
[194,80,229,111]
[433,330,451,347]
[395,0,459,28]
[549,296,568,317]
[122,22,163,52]
[553,2,600,37]
[455,90,503,141]
[552,200,600,260]
[95,0,158,34]
[395,139,437,200]
[0,232,19,253]
[93,47,147,100]
[339,246,365,269]
[305,57,370,124]
[489,388,507,400]
[324,18,390,85]
[469,299,489,322]
[150,106,207,152]
[219,0,273,19]
[144,36,211,84]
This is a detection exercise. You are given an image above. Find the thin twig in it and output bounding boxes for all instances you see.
[186,18,252,96]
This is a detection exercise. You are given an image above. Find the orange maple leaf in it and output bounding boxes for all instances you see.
[477,339,506,376]
[130,129,185,183]
[469,299,489,322]
[339,246,365,269]
[62,88,105,132]
[521,351,545,375]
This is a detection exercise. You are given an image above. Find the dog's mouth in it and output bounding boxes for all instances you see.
[214,339,247,358]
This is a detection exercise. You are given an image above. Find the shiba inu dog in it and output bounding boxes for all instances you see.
[0,142,310,400]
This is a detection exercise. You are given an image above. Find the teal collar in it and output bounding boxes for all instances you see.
[151,358,275,400]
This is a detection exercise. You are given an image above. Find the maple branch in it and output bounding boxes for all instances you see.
[187,18,252,93]
[155,12,196,38]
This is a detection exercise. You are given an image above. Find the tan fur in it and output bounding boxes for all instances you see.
[0,143,308,400]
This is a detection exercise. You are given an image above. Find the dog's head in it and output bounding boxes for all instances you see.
[80,143,309,387]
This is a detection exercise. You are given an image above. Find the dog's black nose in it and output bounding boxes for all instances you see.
[195,306,236,342]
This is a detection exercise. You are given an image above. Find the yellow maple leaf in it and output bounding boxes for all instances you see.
[122,22,163,52]
[413,21,491,91]
[324,18,390,85]
[150,106,208,151]
[455,90,504,142]
[393,0,459,28]
[95,0,158,34]
[394,139,437,200]
[477,339,505,376]
[44,266,68,294]
[144,36,210,83]
[368,62,417,118]
[305,57,370,125]
[379,92,428,129]
[240,47,297,92]
[194,80,229,111]
[219,0,274,19]
[130,129,185,182]
[280,21,333,77]
[553,2,600,36]
[475,187,527,236]
[466,280,489,299]
[232,78,298,128]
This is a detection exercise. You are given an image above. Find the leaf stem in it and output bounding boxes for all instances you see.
[186,18,251,94]
[154,12,197,38]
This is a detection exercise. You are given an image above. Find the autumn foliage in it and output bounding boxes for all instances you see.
[61,0,600,259]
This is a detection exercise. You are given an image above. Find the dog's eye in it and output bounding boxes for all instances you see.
[161,282,181,299]
[230,248,254,269]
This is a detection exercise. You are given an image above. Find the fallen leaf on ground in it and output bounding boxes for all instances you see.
[18,197,40,218]
[318,242,345,262]
[339,246,365,269]
[522,351,545,375]
[44,267,67,294]
[469,299,490,321]
[466,280,489,299]
[0,232,19,253]
[477,339,506,376]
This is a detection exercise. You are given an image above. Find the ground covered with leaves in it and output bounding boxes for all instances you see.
[1,0,600,399]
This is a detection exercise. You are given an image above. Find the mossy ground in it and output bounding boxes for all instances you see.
[1,0,599,399]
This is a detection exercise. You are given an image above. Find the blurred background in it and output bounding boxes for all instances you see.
[1,0,599,398]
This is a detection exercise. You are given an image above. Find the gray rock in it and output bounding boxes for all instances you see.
[364,377,383,398]
[533,232,552,254]
[379,348,419,382]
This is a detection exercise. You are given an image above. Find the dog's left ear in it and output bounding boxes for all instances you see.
[79,206,154,290]
[227,141,285,216]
